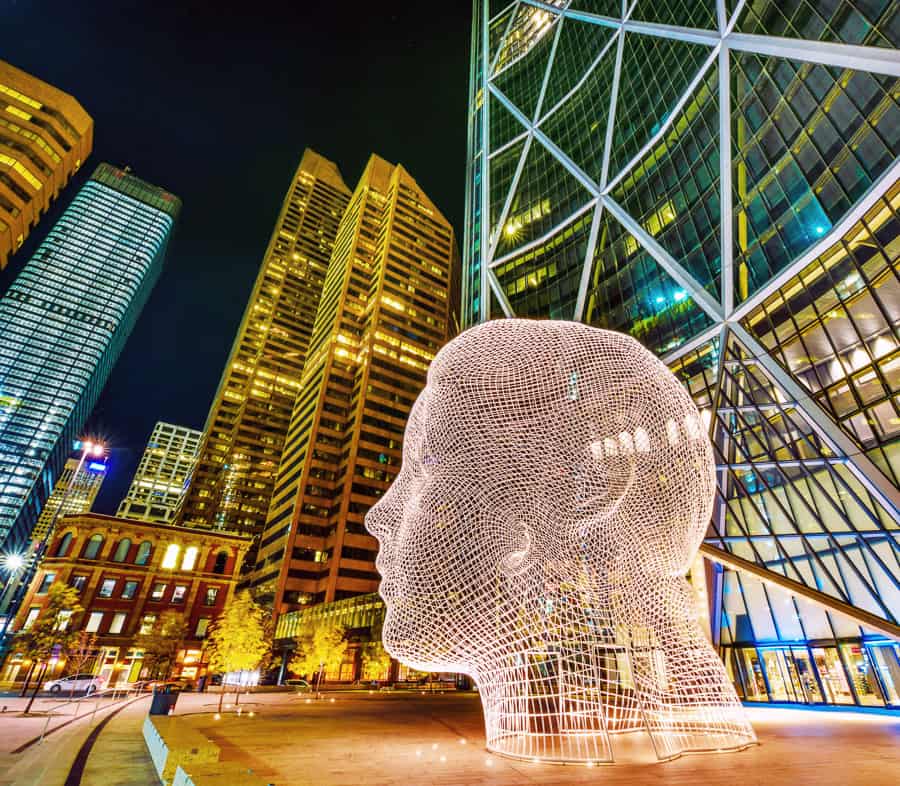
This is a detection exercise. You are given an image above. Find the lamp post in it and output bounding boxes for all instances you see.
[0,440,106,646]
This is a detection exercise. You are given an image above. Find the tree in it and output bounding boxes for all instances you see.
[360,641,391,682]
[14,582,83,713]
[64,630,98,698]
[205,591,269,711]
[289,621,347,697]
[133,611,187,681]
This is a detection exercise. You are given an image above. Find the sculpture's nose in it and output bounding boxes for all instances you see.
[365,484,401,546]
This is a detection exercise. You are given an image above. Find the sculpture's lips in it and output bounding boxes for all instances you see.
[378,579,399,602]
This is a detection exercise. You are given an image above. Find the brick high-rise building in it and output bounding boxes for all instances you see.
[2,513,250,687]
[177,150,351,565]
[0,60,93,269]
[252,154,457,612]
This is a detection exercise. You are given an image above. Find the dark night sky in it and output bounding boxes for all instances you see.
[1,0,472,514]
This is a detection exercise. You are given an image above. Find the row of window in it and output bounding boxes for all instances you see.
[83,610,208,638]
[36,573,220,607]
[53,533,230,574]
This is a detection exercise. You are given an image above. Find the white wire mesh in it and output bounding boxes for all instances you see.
[366,319,756,763]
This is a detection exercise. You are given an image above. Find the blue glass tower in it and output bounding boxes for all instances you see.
[0,163,180,552]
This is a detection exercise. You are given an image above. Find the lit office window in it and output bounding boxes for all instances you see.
[55,610,73,631]
[37,572,55,594]
[139,614,156,634]
[22,607,40,630]
[180,546,199,571]
[85,612,103,633]
[109,612,127,635]
[161,544,180,569]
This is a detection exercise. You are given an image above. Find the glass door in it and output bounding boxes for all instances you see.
[811,647,854,704]
[839,643,885,706]
[790,648,824,703]
[867,643,900,706]
[760,649,792,701]
[738,648,768,701]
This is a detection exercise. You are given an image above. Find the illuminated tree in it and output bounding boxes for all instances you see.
[134,611,187,681]
[289,621,347,695]
[360,641,391,682]
[64,630,99,697]
[205,591,269,710]
[15,582,83,713]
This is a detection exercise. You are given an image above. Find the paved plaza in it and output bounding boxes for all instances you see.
[172,691,899,786]
[1,690,898,785]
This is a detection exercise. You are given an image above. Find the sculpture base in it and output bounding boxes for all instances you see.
[487,727,757,765]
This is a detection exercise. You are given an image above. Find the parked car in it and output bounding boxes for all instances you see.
[285,678,311,692]
[44,673,103,694]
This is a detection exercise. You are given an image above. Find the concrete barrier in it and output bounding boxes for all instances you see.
[142,716,219,784]
[173,762,270,785]
[143,715,268,785]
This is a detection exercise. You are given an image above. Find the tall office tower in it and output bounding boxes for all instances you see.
[31,454,107,541]
[0,60,93,269]
[253,154,456,612]
[117,422,203,524]
[177,150,351,560]
[466,2,900,707]
[0,164,180,552]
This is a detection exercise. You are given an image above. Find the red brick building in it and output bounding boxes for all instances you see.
[1,513,250,687]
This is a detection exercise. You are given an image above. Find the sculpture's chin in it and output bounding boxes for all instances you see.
[381,613,466,674]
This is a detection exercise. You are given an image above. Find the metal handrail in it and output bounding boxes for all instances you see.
[38,684,141,743]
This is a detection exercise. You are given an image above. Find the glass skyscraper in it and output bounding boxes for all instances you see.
[177,150,351,565]
[31,453,107,542]
[117,421,202,524]
[251,155,457,611]
[0,163,180,552]
[465,1,900,707]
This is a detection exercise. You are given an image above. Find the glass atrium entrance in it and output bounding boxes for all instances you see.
[724,640,900,708]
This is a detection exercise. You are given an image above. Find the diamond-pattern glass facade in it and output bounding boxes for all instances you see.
[465,0,900,707]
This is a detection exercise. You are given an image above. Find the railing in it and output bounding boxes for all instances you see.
[38,684,143,743]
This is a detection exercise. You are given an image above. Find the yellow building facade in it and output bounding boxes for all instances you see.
[0,60,93,269]
[177,150,351,569]
[251,154,457,612]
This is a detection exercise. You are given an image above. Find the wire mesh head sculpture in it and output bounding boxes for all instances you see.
[366,319,756,763]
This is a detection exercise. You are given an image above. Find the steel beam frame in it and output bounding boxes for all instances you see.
[473,0,900,634]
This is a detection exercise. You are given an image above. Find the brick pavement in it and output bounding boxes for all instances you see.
[177,692,900,786]
[4,689,897,785]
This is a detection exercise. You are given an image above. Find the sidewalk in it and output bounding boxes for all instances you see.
[0,694,151,786]
[78,697,158,786]
[0,694,136,763]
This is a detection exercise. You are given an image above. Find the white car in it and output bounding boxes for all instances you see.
[43,673,103,694]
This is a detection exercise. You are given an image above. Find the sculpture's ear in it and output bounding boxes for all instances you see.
[574,435,637,525]
[498,521,534,577]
